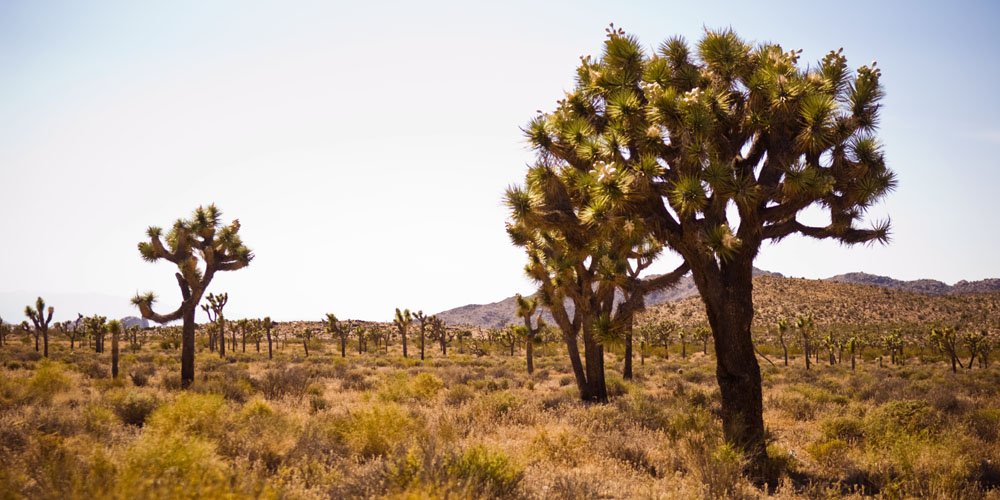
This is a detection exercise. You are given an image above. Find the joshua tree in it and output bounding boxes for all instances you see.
[430,316,450,356]
[930,326,962,373]
[201,292,228,355]
[883,328,904,365]
[355,325,367,354]
[413,311,429,360]
[84,315,107,354]
[846,335,860,371]
[796,315,815,370]
[0,316,7,347]
[237,318,250,353]
[25,297,54,356]
[511,25,893,467]
[695,325,711,355]
[131,205,252,387]
[393,308,412,358]
[263,317,274,359]
[301,327,314,356]
[109,320,121,378]
[776,319,790,366]
[514,294,545,374]
[678,329,688,358]
[325,313,347,358]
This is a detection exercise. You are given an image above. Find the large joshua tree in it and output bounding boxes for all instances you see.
[132,205,252,387]
[25,297,54,357]
[508,26,894,469]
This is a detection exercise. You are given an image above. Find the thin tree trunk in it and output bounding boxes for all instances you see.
[181,307,196,387]
[112,328,120,378]
[623,320,633,380]
[219,321,226,358]
[341,333,347,358]
[526,340,534,374]
[42,328,48,358]
[266,327,272,360]
[303,339,309,357]
[640,341,645,366]
[402,329,408,358]
[420,326,425,361]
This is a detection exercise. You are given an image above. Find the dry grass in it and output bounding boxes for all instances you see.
[0,337,998,499]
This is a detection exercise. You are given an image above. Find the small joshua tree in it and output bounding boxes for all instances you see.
[0,316,8,347]
[430,316,450,356]
[202,292,228,356]
[84,315,107,354]
[796,314,815,370]
[237,318,249,353]
[930,326,962,373]
[413,311,429,360]
[325,313,347,358]
[263,317,274,359]
[132,205,252,387]
[846,335,860,371]
[695,325,711,355]
[355,325,367,354]
[393,308,412,358]
[776,319,790,366]
[25,297,54,356]
[515,294,544,374]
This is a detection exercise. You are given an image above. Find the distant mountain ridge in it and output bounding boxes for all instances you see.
[826,272,1000,295]
[435,269,999,328]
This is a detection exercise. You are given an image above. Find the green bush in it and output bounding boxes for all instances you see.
[340,403,416,459]
[411,373,444,401]
[444,384,475,406]
[146,392,228,439]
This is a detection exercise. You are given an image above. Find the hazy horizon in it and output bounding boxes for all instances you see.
[3,1,999,323]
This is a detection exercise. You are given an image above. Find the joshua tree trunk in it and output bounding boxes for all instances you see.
[112,328,120,378]
[779,337,788,366]
[803,337,811,370]
[341,331,347,358]
[689,258,767,470]
[402,331,407,358]
[303,339,309,357]
[851,347,856,371]
[420,327,425,361]
[640,341,645,366]
[623,320,633,380]
[440,334,447,356]
[266,326,272,360]
[181,307,196,385]
[526,340,534,374]
[219,321,226,358]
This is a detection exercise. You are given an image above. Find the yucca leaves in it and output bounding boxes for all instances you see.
[668,175,708,216]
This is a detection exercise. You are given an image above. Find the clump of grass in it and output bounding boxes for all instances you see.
[108,389,160,427]
[145,392,228,439]
[28,360,72,402]
[258,365,309,400]
[339,403,417,459]
[444,384,475,406]
[447,443,523,497]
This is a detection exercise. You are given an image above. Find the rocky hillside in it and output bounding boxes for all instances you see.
[827,272,1000,295]
[638,275,1000,330]
[435,268,780,328]
[437,269,999,329]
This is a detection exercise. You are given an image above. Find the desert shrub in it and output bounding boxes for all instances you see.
[605,374,630,398]
[28,360,72,402]
[528,427,587,466]
[258,365,309,400]
[468,391,520,424]
[161,374,184,391]
[967,408,1000,442]
[447,444,523,498]
[119,433,252,499]
[557,374,573,386]
[865,399,940,446]
[444,384,475,406]
[82,404,118,436]
[541,389,575,410]
[193,376,253,403]
[613,392,670,432]
[340,370,372,391]
[602,432,658,476]
[411,373,444,401]
[806,438,849,469]
[684,437,751,500]
[109,389,160,427]
[128,363,155,387]
[546,471,606,500]
[309,394,329,413]
[146,392,228,439]
[339,403,417,459]
[821,415,865,443]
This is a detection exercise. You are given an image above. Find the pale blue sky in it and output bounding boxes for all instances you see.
[1,0,998,322]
